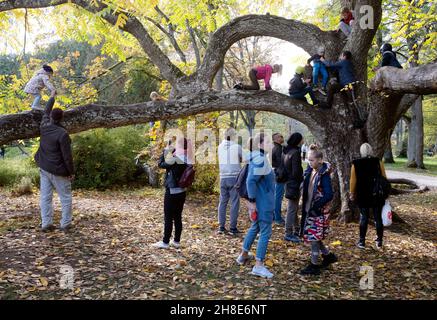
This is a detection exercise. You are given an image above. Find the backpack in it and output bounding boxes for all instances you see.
[178,165,195,188]
[371,163,391,202]
[235,164,249,199]
[275,153,288,183]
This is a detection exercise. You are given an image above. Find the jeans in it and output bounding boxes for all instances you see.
[285,197,300,237]
[163,190,186,244]
[242,219,273,261]
[218,177,240,230]
[339,21,352,36]
[31,93,42,109]
[274,181,285,221]
[312,62,328,88]
[290,87,318,104]
[40,169,72,229]
[359,207,384,243]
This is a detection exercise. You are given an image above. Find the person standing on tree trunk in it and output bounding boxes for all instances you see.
[300,145,337,275]
[272,132,286,225]
[379,43,403,69]
[234,64,282,91]
[153,137,193,249]
[34,94,74,232]
[307,47,328,95]
[283,133,304,243]
[236,133,275,279]
[24,64,57,111]
[217,128,243,235]
[350,143,387,249]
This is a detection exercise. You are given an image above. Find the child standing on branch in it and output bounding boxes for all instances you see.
[234,64,282,91]
[24,64,57,111]
[307,47,328,95]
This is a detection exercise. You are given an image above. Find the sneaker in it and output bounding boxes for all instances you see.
[300,263,321,275]
[236,252,254,266]
[318,88,327,96]
[217,227,228,234]
[233,83,243,90]
[152,241,169,249]
[284,234,301,243]
[321,252,338,268]
[60,224,73,232]
[375,240,383,249]
[41,225,56,232]
[170,240,180,248]
[31,106,44,112]
[357,241,366,249]
[229,228,242,236]
[251,265,273,279]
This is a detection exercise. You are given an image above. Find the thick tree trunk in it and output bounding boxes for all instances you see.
[407,116,417,167]
[384,141,395,163]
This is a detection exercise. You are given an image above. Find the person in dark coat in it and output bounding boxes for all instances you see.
[350,143,388,249]
[152,137,192,249]
[289,66,319,106]
[380,43,402,68]
[283,133,304,243]
[34,94,74,232]
[300,145,337,275]
[272,133,285,224]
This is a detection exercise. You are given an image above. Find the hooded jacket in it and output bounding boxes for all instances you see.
[24,69,56,95]
[381,51,402,68]
[34,98,74,177]
[218,139,242,178]
[322,59,356,87]
[246,150,275,222]
[289,73,306,94]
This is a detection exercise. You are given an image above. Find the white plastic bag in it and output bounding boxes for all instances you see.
[382,200,393,227]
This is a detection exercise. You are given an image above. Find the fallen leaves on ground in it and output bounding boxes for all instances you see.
[0,188,436,300]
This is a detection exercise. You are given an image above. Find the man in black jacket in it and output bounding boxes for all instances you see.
[35,95,74,232]
[380,43,402,68]
[272,133,285,224]
[283,133,304,243]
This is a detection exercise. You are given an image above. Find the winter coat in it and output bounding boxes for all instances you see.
[283,146,303,200]
[246,150,275,223]
[381,51,402,68]
[254,65,273,89]
[288,74,306,94]
[301,162,334,242]
[34,98,74,177]
[271,142,283,169]
[322,59,356,87]
[24,69,56,95]
[218,140,242,178]
[158,150,188,189]
[350,156,387,208]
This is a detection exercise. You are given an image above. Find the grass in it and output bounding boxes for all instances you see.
[384,156,437,176]
[0,157,39,188]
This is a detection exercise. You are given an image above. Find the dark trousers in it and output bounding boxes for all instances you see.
[359,206,384,243]
[290,87,318,104]
[242,69,260,90]
[163,190,186,244]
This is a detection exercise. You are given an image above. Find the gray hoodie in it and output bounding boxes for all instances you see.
[24,69,56,95]
[218,140,242,178]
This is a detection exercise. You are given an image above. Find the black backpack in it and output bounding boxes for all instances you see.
[372,163,391,201]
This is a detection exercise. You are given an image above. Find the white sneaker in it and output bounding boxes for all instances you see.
[236,252,254,265]
[170,240,180,248]
[251,265,273,279]
[152,241,169,249]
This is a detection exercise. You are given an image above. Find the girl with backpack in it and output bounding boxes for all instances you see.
[236,133,276,279]
[152,137,194,249]
[300,145,337,275]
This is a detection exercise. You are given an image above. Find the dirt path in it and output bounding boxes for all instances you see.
[386,170,437,187]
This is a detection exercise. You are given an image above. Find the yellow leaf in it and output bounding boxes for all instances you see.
[265,259,274,267]
[39,277,49,287]
[190,224,201,229]
[74,288,81,294]
[330,240,342,246]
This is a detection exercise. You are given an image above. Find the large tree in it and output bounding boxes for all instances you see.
[0,0,436,221]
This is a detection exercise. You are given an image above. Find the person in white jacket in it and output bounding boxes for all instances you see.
[217,128,243,235]
[24,65,56,110]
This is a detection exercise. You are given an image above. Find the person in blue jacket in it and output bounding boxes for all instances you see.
[236,133,276,279]
[300,144,338,275]
[321,50,356,109]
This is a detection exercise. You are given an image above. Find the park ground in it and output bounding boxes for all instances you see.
[0,186,436,300]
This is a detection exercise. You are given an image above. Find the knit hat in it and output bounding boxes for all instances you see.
[295,66,305,75]
[287,132,303,148]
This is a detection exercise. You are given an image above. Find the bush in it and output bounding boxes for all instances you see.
[12,177,34,196]
[0,157,39,187]
[72,126,149,189]
[191,164,219,194]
